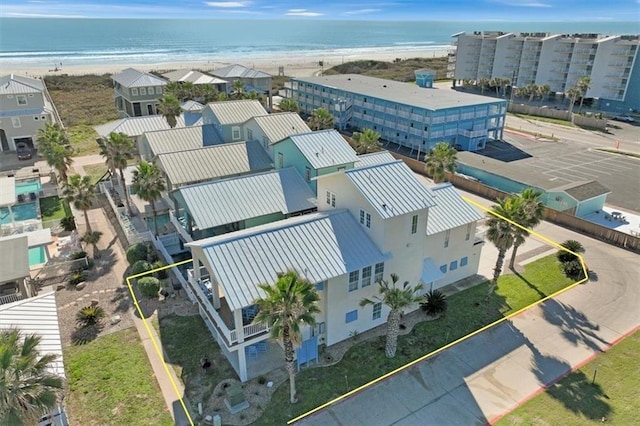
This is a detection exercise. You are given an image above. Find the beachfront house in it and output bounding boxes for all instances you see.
[0,74,55,153]
[241,112,311,159]
[171,167,316,242]
[286,74,507,153]
[162,69,230,94]
[210,64,272,96]
[112,68,168,118]
[201,100,267,142]
[272,129,358,193]
[182,158,484,381]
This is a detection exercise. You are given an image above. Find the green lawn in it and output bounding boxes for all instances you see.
[69,124,103,156]
[261,255,574,423]
[39,196,71,222]
[497,331,640,425]
[509,112,575,127]
[64,328,174,426]
[83,163,109,186]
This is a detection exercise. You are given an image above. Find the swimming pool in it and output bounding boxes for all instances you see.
[28,246,47,266]
[15,180,41,196]
[0,202,38,224]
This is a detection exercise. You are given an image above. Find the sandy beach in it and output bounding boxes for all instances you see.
[3,48,451,78]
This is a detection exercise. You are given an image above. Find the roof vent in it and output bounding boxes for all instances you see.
[316,152,319,157]
[382,204,387,210]
[383,85,387,88]
[347,78,351,81]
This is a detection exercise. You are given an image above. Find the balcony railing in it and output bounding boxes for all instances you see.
[0,293,25,306]
[169,211,193,243]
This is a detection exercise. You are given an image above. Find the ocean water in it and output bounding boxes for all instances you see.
[0,19,637,68]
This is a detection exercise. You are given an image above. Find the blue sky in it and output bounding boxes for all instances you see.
[1,0,639,20]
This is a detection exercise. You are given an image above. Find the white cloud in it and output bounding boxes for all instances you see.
[342,8,382,15]
[204,1,251,8]
[285,9,323,16]
[7,12,84,17]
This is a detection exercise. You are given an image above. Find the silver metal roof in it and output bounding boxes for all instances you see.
[293,74,505,110]
[0,235,29,283]
[247,113,311,144]
[142,125,221,157]
[111,68,167,88]
[286,130,358,169]
[156,140,272,186]
[187,210,388,311]
[345,160,437,219]
[181,100,204,111]
[177,167,316,230]
[162,69,228,85]
[354,151,397,168]
[211,64,272,79]
[94,114,187,138]
[426,183,483,235]
[203,100,267,125]
[0,291,65,378]
[0,74,45,94]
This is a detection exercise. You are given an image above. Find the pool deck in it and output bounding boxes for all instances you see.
[583,205,640,237]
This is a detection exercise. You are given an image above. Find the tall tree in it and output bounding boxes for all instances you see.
[566,86,581,115]
[424,142,457,183]
[526,83,538,103]
[508,189,545,269]
[478,78,490,94]
[81,231,102,259]
[102,132,134,216]
[352,128,382,154]
[537,84,551,106]
[279,98,299,113]
[63,174,96,234]
[253,271,320,404]
[232,80,246,99]
[157,94,182,128]
[577,76,591,113]
[0,328,64,425]
[486,197,521,293]
[36,123,74,184]
[360,273,424,358]
[131,161,166,236]
[307,107,334,131]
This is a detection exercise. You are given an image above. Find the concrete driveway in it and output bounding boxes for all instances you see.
[298,199,640,425]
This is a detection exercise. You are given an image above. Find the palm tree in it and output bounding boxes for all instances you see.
[557,239,586,264]
[307,107,334,131]
[478,78,490,94]
[352,128,382,154]
[424,142,457,183]
[252,271,320,404]
[279,98,299,113]
[577,76,591,113]
[63,174,96,234]
[360,273,424,358]
[102,132,134,216]
[36,123,74,184]
[486,197,521,293]
[157,94,182,128]
[537,84,551,106]
[232,80,246,99]
[197,84,219,103]
[0,328,64,425]
[526,83,538,103]
[81,231,102,259]
[508,189,545,269]
[131,161,166,236]
[567,86,581,115]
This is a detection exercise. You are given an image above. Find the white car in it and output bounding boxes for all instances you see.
[612,114,635,123]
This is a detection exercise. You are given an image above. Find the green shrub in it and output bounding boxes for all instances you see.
[420,290,447,317]
[70,250,87,260]
[153,260,168,280]
[131,260,152,276]
[126,243,149,265]
[76,305,106,327]
[69,270,86,286]
[61,216,76,231]
[562,259,586,280]
[138,276,161,298]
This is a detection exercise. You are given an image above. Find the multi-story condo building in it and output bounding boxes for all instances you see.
[450,32,640,113]
[286,74,507,153]
[112,68,168,118]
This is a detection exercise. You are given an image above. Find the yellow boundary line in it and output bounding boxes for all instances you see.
[287,195,588,424]
[124,258,195,426]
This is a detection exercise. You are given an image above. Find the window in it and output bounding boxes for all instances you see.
[326,191,336,207]
[374,262,384,282]
[278,152,284,168]
[337,166,345,171]
[450,260,458,271]
[440,264,447,274]
[460,257,468,267]
[348,270,359,292]
[361,266,372,287]
[262,136,269,149]
[411,214,418,234]
[16,95,27,106]
[34,116,39,121]
[305,167,311,182]
[317,322,326,334]
[232,127,241,140]
[315,281,325,291]
[373,302,382,320]
[131,88,139,96]
[345,310,358,323]
[359,209,371,229]
[156,87,163,95]
[444,230,450,248]
[247,129,253,140]
[466,224,472,241]
[11,117,21,128]
[140,87,147,95]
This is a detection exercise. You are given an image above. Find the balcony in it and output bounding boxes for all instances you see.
[459,128,487,138]
[169,210,193,243]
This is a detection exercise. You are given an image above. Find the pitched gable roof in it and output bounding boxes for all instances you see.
[203,100,267,125]
[211,64,272,79]
[247,113,311,144]
[94,114,187,138]
[426,183,483,235]
[560,181,611,201]
[0,74,44,94]
[162,69,228,85]
[285,130,357,169]
[354,151,397,168]
[344,160,436,219]
[112,68,167,88]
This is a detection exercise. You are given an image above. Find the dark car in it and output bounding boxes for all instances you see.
[16,142,33,160]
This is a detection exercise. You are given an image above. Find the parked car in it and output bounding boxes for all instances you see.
[16,142,33,160]
[612,114,635,123]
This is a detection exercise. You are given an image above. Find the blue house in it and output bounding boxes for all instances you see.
[201,100,267,142]
[286,74,507,154]
[272,129,358,193]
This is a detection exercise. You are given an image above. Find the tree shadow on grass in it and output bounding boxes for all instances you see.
[514,271,547,299]
[71,323,104,345]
